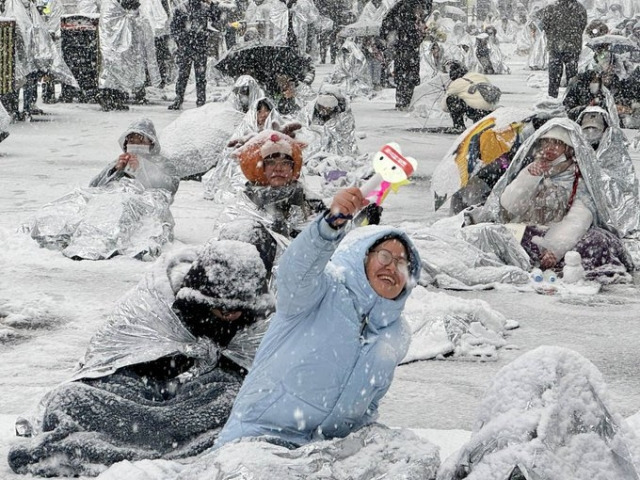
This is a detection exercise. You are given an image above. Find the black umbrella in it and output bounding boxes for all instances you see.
[586,35,638,54]
[214,41,306,91]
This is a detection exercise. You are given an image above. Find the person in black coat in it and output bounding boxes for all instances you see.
[380,0,432,110]
[540,0,587,98]
[8,239,274,476]
[168,0,221,110]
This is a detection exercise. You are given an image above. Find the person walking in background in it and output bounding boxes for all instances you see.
[169,0,221,110]
[540,0,587,98]
[380,0,432,111]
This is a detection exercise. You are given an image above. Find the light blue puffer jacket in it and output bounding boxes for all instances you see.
[216,214,422,447]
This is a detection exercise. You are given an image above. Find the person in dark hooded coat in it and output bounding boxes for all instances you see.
[379,0,432,110]
[7,239,274,476]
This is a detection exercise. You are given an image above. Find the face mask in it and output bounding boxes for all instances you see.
[127,144,151,155]
[595,51,611,68]
[583,127,604,145]
[589,82,600,94]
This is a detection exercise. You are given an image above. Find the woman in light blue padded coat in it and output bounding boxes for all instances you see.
[216,187,422,448]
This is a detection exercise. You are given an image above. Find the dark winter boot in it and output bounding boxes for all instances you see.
[168,99,183,110]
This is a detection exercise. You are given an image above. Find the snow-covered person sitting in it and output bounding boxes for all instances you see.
[89,118,180,198]
[466,118,634,282]
[7,239,274,476]
[23,118,179,260]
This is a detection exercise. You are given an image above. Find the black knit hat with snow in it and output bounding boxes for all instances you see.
[172,240,272,344]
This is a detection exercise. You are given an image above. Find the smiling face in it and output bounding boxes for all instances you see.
[263,153,295,187]
[365,238,409,300]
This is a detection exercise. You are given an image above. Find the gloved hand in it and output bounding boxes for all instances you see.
[353,203,383,226]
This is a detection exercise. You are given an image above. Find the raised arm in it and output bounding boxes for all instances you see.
[276,187,368,316]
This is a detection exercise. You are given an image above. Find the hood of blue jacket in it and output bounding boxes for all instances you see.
[327,224,421,328]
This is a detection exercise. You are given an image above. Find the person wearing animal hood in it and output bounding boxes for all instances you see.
[89,118,180,198]
[577,106,640,238]
[466,118,633,279]
[216,187,422,448]
[234,129,326,238]
[8,239,274,476]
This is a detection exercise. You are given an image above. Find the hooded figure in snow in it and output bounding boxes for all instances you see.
[466,118,634,281]
[8,239,274,476]
[97,0,161,111]
[226,75,267,113]
[24,118,176,260]
[577,106,640,238]
[297,90,360,158]
[325,39,374,99]
[217,187,422,448]
[90,118,180,197]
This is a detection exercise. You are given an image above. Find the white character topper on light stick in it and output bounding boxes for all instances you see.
[360,143,418,206]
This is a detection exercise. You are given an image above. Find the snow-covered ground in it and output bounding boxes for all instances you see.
[1,53,640,479]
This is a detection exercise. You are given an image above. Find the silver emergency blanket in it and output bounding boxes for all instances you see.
[91,118,180,196]
[400,218,531,289]
[410,73,451,122]
[527,22,547,70]
[444,24,478,72]
[577,108,640,238]
[161,102,245,178]
[225,75,266,113]
[233,97,283,140]
[139,0,169,37]
[0,101,10,137]
[437,346,640,480]
[290,0,319,55]
[243,0,288,45]
[421,40,447,78]
[303,153,373,199]
[108,423,440,479]
[296,93,360,158]
[324,40,373,98]
[3,0,78,88]
[202,149,247,204]
[470,118,633,238]
[72,282,270,382]
[98,0,160,92]
[482,37,510,75]
[223,181,323,242]
[24,178,174,260]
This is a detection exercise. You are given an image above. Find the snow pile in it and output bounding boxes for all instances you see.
[160,104,244,178]
[437,346,640,479]
[97,424,440,480]
[402,286,517,363]
[0,299,67,344]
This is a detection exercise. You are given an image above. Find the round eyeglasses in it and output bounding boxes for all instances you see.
[372,248,409,269]
[263,157,294,169]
